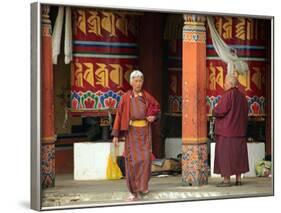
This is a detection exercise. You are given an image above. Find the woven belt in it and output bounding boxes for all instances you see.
[129,119,148,127]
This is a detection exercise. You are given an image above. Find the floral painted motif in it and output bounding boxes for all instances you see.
[41,144,55,188]
[182,144,209,186]
[71,90,122,110]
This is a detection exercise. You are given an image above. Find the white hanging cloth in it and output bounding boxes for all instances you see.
[52,6,64,64]
[206,16,249,76]
[64,7,72,64]
[52,6,73,65]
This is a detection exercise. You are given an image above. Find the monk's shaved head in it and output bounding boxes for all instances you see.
[224,74,238,90]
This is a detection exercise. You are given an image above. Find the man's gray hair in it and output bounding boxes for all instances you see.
[130,70,144,84]
[225,73,238,87]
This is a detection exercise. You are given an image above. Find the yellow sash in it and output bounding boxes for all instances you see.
[129,119,148,127]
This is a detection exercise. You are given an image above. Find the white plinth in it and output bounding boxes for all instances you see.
[211,142,265,177]
[74,142,124,180]
[165,138,182,158]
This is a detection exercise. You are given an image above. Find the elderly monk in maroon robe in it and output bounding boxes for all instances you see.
[213,73,249,187]
[111,70,160,201]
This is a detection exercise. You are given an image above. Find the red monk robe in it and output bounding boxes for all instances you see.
[213,87,249,177]
[111,89,160,194]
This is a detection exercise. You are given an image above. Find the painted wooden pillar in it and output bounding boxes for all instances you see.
[181,14,208,186]
[41,5,56,188]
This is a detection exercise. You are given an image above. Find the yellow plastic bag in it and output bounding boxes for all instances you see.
[106,146,123,180]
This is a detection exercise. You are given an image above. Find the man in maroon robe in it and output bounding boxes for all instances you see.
[213,73,249,187]
[111,70,160,201]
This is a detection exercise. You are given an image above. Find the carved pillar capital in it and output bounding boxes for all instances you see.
[183,14,206,25]
[41,5,52,37]
[182,14,206,43]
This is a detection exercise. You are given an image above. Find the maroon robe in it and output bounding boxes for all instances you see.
[214,87,249,176]
[111,90,160,194]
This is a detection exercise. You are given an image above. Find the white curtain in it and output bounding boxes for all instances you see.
[52,6,72,65]
[206,16,249,75]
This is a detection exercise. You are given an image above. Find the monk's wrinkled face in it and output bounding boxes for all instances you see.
[130,77,143,92]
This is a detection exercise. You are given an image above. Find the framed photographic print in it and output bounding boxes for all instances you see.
[31,1,274,211]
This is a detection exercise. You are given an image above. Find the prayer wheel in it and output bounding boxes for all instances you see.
[206,17,268,116]
[70,8,140,115]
